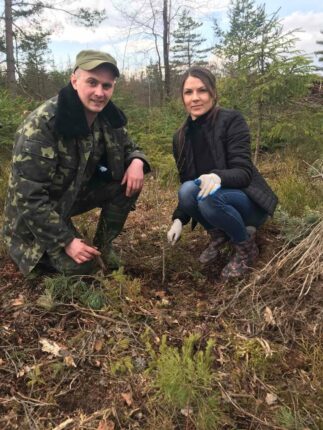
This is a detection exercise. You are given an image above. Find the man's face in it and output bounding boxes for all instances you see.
[71,66,116,118]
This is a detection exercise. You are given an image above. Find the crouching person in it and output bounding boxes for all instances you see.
[167,67,277,280]
[3,50,150,277]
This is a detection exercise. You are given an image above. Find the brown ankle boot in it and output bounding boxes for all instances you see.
[221,227,259,279]
[199,228,228,264]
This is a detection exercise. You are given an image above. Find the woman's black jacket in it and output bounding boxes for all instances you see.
[172,108,278,225]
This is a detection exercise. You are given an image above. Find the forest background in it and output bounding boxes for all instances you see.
[0,0,323,429]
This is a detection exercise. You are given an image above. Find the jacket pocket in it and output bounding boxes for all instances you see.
[16,139,57,182]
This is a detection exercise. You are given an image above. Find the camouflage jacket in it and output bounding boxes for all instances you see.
[3,83,150,275]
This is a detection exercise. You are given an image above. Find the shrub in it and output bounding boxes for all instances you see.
[274,173,322,217]
[0,89,35,148]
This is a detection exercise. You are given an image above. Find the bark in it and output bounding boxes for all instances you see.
[163,0,171,100]
[5,0,16,92]
[254,100,263,165]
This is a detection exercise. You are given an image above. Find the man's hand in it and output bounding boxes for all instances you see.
[65,238,101,264]
[167,219,183,245]
[121,158,144,197]
[194,173,221,200]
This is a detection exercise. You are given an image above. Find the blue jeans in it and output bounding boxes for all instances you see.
[178,181,268,243]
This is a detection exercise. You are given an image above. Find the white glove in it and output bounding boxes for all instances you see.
[167,219,183,245]
[194,173,221,200]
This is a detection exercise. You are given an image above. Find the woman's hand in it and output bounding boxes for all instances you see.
[194,173,221,200]
[167,219,183,245]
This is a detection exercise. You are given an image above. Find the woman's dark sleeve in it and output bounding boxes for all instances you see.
[211,111,253,188]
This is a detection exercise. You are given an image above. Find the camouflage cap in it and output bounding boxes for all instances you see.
[73,50,120,77]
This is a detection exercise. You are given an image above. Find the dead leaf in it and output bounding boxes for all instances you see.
[0,359,4,366]
[97,419,114,430]
[16,365,35,378]
[64,355,77,368]
[263,306,276,326]
[180,406,193,417]
[39,338,62,357]
[94,339,104,352]
[11,294,25,307]
[121,391,133,406]
[265,393,278,405]
[154,290,166,299]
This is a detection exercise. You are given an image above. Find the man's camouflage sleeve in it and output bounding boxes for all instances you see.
[12,118,74,252]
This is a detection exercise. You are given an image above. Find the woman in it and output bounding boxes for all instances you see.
[167,67,278,280]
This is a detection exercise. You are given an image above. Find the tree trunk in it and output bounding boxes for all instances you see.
[254,100,263,165]
[5,0,16,92]
[163,0,171,100]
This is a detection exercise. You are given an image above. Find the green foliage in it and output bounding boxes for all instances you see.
[50,362,65,379]
[27,365,45,389]
[39,275,106,310]
[109,267,142,301]
[234,337,276,377]
[115,100,184,183]
[315,30,323,69]
[275,208,321,244]
[214,0,315,157]
[275,406,306,429]
[2,0,106,81]
[0,162,10,217]
[171,9,211,70]
[149,334,221,429]
[0,90,34,148]
[110,356,134,375]
[273,173,322,217]
[73,7,106,27]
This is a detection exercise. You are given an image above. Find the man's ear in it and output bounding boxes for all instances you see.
[70,73,78,90]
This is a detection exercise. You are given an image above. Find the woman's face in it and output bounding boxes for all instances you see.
[182,76,214,120]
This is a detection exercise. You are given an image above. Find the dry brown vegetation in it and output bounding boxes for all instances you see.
[0,167,322,429]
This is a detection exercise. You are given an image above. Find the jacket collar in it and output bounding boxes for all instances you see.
[184,106,220,134]
[54,82,127,138]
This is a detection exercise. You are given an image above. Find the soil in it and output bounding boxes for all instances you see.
[0,184,322,429]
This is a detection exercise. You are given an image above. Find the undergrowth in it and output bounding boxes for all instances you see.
[147,333,222,430]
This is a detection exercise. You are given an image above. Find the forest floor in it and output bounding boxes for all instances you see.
[0,176,322,430]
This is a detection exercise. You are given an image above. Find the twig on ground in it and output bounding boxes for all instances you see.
[217,382,285,430]
[52,418,74,430]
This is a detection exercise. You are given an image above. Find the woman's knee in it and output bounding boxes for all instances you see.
[178,181,199,206]
[198,191,224,214]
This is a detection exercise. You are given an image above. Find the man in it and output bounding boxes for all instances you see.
[3,50,150,276]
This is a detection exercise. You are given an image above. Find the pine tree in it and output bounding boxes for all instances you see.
[171,9,211,71]
[19,26,51,98]
[1,0,106,92]
[214,0,313,163]
[315,30,323,71]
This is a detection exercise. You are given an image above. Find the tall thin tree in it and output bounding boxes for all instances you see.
[171,9,211,71]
